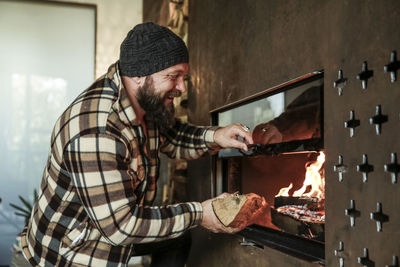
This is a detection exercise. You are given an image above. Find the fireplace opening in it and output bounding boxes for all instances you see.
[211,71,325,263]
[223,151,325,242]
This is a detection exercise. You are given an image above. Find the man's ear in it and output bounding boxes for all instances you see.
[132,76,146,86]
[121,76,144,91]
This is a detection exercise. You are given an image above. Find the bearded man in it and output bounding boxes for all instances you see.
[21,22,253,266]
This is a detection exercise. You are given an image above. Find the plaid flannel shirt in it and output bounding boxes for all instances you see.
[21,62,218,266]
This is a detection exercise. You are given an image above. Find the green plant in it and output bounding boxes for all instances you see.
[9,188,38,225]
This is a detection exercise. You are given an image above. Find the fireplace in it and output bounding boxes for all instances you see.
[211,71,325,264]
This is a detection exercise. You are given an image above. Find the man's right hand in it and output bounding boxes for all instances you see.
[200,193,243,234]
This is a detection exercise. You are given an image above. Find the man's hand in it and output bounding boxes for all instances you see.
[253,123,283,144]
[200,193,243,234]
[214,123,254,151]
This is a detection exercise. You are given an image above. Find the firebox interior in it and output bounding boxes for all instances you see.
[211,71,325,263]
[224,152,321,228]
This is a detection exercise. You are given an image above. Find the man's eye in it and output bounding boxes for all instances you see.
[167,75,179,80]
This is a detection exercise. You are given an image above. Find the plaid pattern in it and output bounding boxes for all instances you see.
[21,62,218,266]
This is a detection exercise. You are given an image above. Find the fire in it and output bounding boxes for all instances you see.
[275,183,293,197]
[275,152,325,199]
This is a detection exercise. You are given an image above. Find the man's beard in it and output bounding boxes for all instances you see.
[136,76,181,133]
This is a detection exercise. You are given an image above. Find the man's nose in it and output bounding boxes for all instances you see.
[175,78,187,93]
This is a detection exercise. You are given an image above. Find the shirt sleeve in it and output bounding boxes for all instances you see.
[63,133,203,246]
[160,119,221,159]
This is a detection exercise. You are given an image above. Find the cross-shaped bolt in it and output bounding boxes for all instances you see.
[358,248,375,267]
[334,241,345,267]
[334,69,348,96]
[357,154,374,183]
[386,256,399,267]
[369,105,388,135]
[334,155,348,182]
[384,51,400,83]
[345,199,361,227]
[357,61,374,89]
[345,110,360,137]
[384,153,400,184]
[370,202,389,232]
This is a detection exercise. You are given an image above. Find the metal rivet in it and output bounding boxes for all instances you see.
[334,241,344,267]
[384,153,400,184]
[334,155,348,182]
[358,248,375,267]
[369,105,388,135]
[334,69,348,96]
[357,154,374,183]
[370,202,389,232]
[384,51,400,83]
[356,61,374,89]
[386,256,399,267]
[345,200,361,227]
[345,110,360,137]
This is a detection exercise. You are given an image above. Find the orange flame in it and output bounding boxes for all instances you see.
[275,183,293,197]
[275,152,325,199]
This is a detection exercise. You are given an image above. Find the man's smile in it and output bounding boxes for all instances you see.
[165,90,182,102]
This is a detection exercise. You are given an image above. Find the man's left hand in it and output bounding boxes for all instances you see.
[214,123,254,151]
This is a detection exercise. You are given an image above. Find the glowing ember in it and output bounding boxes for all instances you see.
[276,205,325,223]
[275,152,325,199]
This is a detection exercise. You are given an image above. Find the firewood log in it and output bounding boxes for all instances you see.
[212,193,268,229]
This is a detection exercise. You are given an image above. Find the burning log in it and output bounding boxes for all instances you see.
[273,204,324,224]
[270,206,324,241]
[274,196,324,211]
[271,152,325,241]
[271,196,325,241]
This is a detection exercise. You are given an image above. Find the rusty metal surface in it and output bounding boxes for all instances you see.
[188,0,329,125]
[184,0,400,266]
[188,228,322,267]
[323,2,400,265]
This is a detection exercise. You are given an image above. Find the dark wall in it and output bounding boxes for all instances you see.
[187,0,329,125]
[143,0,169,25]
[187,0,400,266]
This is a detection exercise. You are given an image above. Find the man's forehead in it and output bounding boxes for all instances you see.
[159,63,189,74]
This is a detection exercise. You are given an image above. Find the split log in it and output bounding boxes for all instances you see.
[212,193,268,229]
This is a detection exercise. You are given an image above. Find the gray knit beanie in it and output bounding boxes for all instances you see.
[119,22,189,77]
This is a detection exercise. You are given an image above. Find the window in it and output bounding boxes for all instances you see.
[0,1,95,263]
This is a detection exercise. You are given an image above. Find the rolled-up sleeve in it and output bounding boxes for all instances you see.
[63,133,203,246]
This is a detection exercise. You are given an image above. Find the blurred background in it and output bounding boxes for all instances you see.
[0,1,142,265]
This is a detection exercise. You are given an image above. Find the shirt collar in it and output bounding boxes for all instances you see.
[109,61,141,126]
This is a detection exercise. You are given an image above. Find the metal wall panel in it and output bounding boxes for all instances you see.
[185,1,400,266]
[324,4,400,265]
